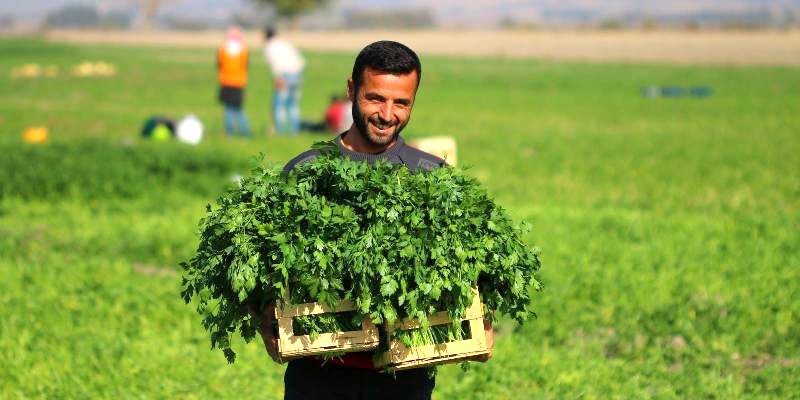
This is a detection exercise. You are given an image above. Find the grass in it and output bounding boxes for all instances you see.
[1,37,798,399]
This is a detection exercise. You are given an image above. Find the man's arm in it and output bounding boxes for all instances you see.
[274,77,286,91]
[248,303,281,362]
[262,46,284,90]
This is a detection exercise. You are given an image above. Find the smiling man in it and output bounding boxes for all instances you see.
[283,40,444,174]
[256,41,493,400]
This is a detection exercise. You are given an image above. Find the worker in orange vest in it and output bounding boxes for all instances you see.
[217,27,252,137]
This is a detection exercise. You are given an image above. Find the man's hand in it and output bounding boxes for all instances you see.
[474,317,494,362]
[248,303,281,363]
[274,78,286,91]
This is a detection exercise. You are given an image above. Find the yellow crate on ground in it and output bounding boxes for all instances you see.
[275,297,379,362]
[373,288,489,371]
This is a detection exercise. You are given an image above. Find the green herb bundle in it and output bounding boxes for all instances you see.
[181,148,542,363]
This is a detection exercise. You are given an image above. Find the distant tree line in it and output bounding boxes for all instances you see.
[43,4,133,29]
[0,14,14,29]
[344,9,435,29]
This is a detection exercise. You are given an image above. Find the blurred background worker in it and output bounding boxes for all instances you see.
[263,26,305,135]
[325,94,353,134]
[217,26,252,138]
[300,94,353,134]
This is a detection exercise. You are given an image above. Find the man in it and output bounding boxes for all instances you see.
[255,41,494,400]
[263,27,305,135]
[217,26,252,137]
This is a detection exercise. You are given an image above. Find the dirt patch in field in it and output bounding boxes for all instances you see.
[732,352,800,370]
[132,262,178,278]
[44,29,800,66]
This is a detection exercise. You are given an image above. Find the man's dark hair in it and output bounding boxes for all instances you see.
[264,26,276,40]
[351,41,421,92]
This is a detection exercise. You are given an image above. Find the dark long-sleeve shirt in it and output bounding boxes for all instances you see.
[283,132,445,174]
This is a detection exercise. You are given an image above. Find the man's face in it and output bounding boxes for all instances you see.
[349,68,418,147]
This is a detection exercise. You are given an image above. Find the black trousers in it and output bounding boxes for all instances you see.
[284,359,435,400]
[218,85,244,108]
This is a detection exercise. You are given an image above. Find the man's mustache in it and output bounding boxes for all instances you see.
[368,116,398,129]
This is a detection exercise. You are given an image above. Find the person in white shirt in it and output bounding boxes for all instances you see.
[263,27,305,134]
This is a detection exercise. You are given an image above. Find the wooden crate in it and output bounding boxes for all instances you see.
[274,298,379,362]
[373,289,489,371]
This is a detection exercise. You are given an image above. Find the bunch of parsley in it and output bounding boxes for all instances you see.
[181,147,542,363]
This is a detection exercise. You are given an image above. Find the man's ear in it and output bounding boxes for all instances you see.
[347,78,354,102]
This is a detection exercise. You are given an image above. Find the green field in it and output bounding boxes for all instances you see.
[1,37,798,399]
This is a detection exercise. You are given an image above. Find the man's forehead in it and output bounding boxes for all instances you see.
[361,67,418,83]
[358,69,418,96]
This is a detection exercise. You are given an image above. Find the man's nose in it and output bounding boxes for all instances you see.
[379,102,393,122]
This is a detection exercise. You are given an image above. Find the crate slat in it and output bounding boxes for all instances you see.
[394,302,484,330]
[278,320,379,358]
[277,298,357,318]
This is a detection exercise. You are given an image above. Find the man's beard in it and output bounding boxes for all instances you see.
[352,99,408,147]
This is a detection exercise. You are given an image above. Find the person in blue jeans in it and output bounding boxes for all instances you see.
[223,103,251,137]
[263,27,305,135]
[272,71,302,134]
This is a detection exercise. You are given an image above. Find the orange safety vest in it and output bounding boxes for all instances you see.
[218,42,248,88]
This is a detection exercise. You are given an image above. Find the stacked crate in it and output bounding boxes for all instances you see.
[274,297,379,362]
[373,288,489,370]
